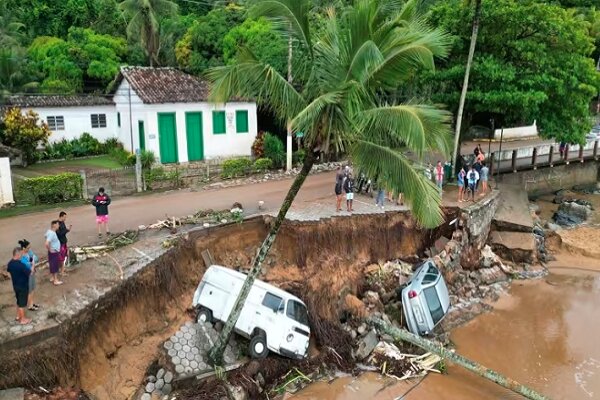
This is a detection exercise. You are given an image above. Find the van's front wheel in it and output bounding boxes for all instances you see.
[249,332,269,359]
[196,307,213,324]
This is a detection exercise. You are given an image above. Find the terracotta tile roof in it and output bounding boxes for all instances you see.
[3,95,113,108]
[120,66,211,104]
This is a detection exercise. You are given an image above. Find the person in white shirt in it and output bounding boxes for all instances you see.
[466,165,480,202]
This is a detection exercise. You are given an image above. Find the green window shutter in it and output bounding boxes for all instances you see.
[117,112,121,127]
[212,111,226,134]
[235,110,249,133]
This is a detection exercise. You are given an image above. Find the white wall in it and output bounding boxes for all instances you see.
[114,80,258,163]
[0,157,14,205]
[23,105,118,143]
[494,121,538,141]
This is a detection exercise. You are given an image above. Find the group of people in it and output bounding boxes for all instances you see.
[333,143,491,210]
[6,211,71,325]
[335,166,355,212]
[457,145,489,202]
[5,187,112,325]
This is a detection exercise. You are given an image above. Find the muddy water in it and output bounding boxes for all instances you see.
[292,261,600,400]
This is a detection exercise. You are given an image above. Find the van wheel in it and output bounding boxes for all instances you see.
[196,307,213,324]
[249,333,269,359]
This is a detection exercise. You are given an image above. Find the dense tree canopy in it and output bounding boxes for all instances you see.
[426,0,600,143]
[0,0,598,144]
[27,28,126,93]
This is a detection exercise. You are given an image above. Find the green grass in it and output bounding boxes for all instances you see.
[12,155,122,179]
[0,200,87,219]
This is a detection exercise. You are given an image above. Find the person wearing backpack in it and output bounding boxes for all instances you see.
[466,165,480,202]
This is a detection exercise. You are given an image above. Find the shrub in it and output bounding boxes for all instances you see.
[263,132,285,167]
[293,149,306,165]
[109,147,136,166]
[143,166,181,190]
[103,138,122,153]
[221,157,252,178]
[0,107,51,165]
[253,157,273,172]
[16,173,83,205]
[71,132,103,157]
[251,131,265,158]
[140,150,156,170]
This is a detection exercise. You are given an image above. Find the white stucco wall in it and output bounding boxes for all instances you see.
[494,121,538,141]
[114,80,258,163]
[21,105,118,143]
[0,157,14,205]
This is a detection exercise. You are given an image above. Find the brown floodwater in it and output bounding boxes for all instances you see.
[291,259,600,400]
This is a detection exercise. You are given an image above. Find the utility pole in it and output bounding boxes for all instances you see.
[129,84,142,193]
[286,35,293,171]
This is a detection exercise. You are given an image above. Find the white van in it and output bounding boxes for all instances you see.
[192,265,310,360]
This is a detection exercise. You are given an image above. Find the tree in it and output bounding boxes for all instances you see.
[175,4,244,74]
[27,28,127,93]
[0,1,25,47]
[427,0,600,144]
[0,49,39,97]
[222,17,288,74]
[0,108,51,165]
[119,0,179,66]
[451,0,481,175]
[206,0,452,365]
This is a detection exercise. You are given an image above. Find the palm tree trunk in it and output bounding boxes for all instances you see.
[369,317,550,400]
[451,0,482,176]
[208,150,315,365]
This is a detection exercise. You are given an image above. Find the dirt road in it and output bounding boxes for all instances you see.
[0,172,336,261]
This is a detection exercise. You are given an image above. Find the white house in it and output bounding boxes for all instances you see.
[112,66,258,163]
[4,66,258,164]
[3,95,118,143]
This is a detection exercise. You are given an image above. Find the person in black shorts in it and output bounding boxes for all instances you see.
[335,166,344,212]
[7,247,31,325]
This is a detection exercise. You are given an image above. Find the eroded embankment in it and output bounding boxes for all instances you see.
[0,210,457,399]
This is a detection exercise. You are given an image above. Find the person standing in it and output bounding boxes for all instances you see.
[18,239,39,311]
[466,165,480,202]
[335,167,344,212]
[7,247,31,324]
[92,187,111,238]
[375,181,385,209]
[57,211,71,274]
[480,162,490,196]
[434,161,444,194]
[343,173,354,212]
[45,220,63,286]
[457,166,466,203]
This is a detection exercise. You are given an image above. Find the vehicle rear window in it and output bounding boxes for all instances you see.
[422,264,440,284]
[423,286,445,325]
[262,292,283,312]
[286,300,309,326]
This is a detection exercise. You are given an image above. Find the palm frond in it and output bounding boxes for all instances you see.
[205,48,305,123]
[249,0,313,57]
[352,140,444,228]
[290,91,343,144]
[359,104,452,157]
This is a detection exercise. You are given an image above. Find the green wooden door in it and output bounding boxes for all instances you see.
[185,112,204,161]
[158,113,178,163]
[138,120,146,151]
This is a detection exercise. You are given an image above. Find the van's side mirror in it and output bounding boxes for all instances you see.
[277,303,285,313]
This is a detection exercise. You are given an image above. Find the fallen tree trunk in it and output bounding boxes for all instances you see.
[368,317,550,400]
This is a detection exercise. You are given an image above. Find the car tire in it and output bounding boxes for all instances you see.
[249,332,269,359]
[196,307,213,324]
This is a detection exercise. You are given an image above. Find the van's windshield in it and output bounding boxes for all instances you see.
[286,300,309,326]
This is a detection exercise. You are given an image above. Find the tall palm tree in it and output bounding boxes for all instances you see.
[119,0,178,66]
[451,0,482,175]
[206,0,452,365]
[0,2,25,48]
